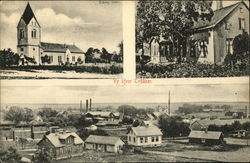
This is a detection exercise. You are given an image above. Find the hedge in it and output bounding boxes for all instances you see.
[1,64,123,74]
[136,63,249,78]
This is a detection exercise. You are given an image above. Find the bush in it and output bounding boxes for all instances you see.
[136,62,249,78]
[1,64,123,74]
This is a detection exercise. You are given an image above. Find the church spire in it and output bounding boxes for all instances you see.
[21,2,36,25]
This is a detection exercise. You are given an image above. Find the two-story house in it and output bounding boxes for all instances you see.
[127,125,163,146]
[37,129,84,160]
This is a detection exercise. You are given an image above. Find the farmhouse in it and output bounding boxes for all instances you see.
[127,125,163,146]
[85,135,124,153]
[37,130,84,160]
[143,1,249,64]
[17,3,85,65]
[188,130,224,145]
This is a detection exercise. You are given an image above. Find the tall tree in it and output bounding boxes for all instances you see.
[4,107,25,125]
[136,0,213,61]
[38,108,58,122]
[32,149,52,163]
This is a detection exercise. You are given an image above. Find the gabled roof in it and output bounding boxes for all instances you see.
[20,2,40,27]
[38,132,84,148]
[130,125,163,136]
[41,42,84,54]
[188,130,222,140]
[85,135,124,145]
[193,1,248,31]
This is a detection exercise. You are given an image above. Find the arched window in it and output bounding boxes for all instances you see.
[20,29,24,39]
[31,29,36,38]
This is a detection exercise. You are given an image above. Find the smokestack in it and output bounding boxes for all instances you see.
[80,100,82,114]
[216,0,223,10]
[89,98,92,111]
[168,91,171,115]
[86,99,88,112]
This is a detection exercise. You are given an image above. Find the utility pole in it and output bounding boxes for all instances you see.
[168,90,171,115]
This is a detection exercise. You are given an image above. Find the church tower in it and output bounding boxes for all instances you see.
[17,2,41,65]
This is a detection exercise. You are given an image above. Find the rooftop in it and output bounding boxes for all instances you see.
[188,130,222,140]
[85,135,124,145]
[41,42,84,54]
[130,125,163,136]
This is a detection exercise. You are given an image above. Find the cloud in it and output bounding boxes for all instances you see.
[35,8,99,29]
[0,12,21,25]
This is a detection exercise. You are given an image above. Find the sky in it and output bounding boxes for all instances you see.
[1,83,248,104]
[0,1,123,53]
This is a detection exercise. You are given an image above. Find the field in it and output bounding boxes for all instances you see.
[52,150,210,162]
[144,140,250,162]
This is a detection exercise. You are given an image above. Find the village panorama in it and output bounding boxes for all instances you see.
[0,2,123,79]
[0,84,249,162]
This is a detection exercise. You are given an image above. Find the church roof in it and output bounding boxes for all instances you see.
[193,1,248,31]
[41,42,85,54]
[20,2,40,26]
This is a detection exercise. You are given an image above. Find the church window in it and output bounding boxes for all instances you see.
[225,22,231,30]
[58,56,62,62]
[31,29,37,38]
[20,29,24,39]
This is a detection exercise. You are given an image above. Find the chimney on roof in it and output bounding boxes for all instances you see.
[86,99,88,112]
[216,0,223,10]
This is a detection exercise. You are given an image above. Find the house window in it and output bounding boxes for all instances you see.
[20,29,24,39]
[72,56,75,62]
[128,136,131,142]
[21,48,24,51]
[239,18,245,30]
[133,137,136,143]
[58,56,62,62]
[225,22,231,30]
[33,48,35,51]
[226,38,233,55]
[240,8,243,13]
[199,40,208,58]
[156,136,159,142]
[31,29,37,38]
[152,137,155,142]
[140,137,143,143]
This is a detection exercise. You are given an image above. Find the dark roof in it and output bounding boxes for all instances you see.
[188,130,222,140]
[193,2,245,30]
[41,42,84,54]
[20,3,40,26]
[85,135,124,145]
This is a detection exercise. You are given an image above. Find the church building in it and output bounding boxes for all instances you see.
[17,3,85,65]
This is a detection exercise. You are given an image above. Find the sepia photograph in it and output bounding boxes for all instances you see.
[136,0,249,78]
[0,83,249,162]
[0,1,123,79]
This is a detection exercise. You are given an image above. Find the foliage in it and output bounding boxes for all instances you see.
[38,108,58,122]
[18,138,28,149]
[158,115,190,138]
[136,0,213,59]
[32,149,52,163]
[117,105,138,117]
[0,49,20,67]
[3,63,123,74]
[77,128,108,140]
[41,55,50,64]
[122,116,134,125]
[132,120,140,127]
[24,55,37,64]
[224,32,250,70]
[118,41,123,56]
[137,62,249,78]
[0,147,21,163]
[4,106,33,125]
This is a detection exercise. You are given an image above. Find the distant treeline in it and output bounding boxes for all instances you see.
[177,103,232,115]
